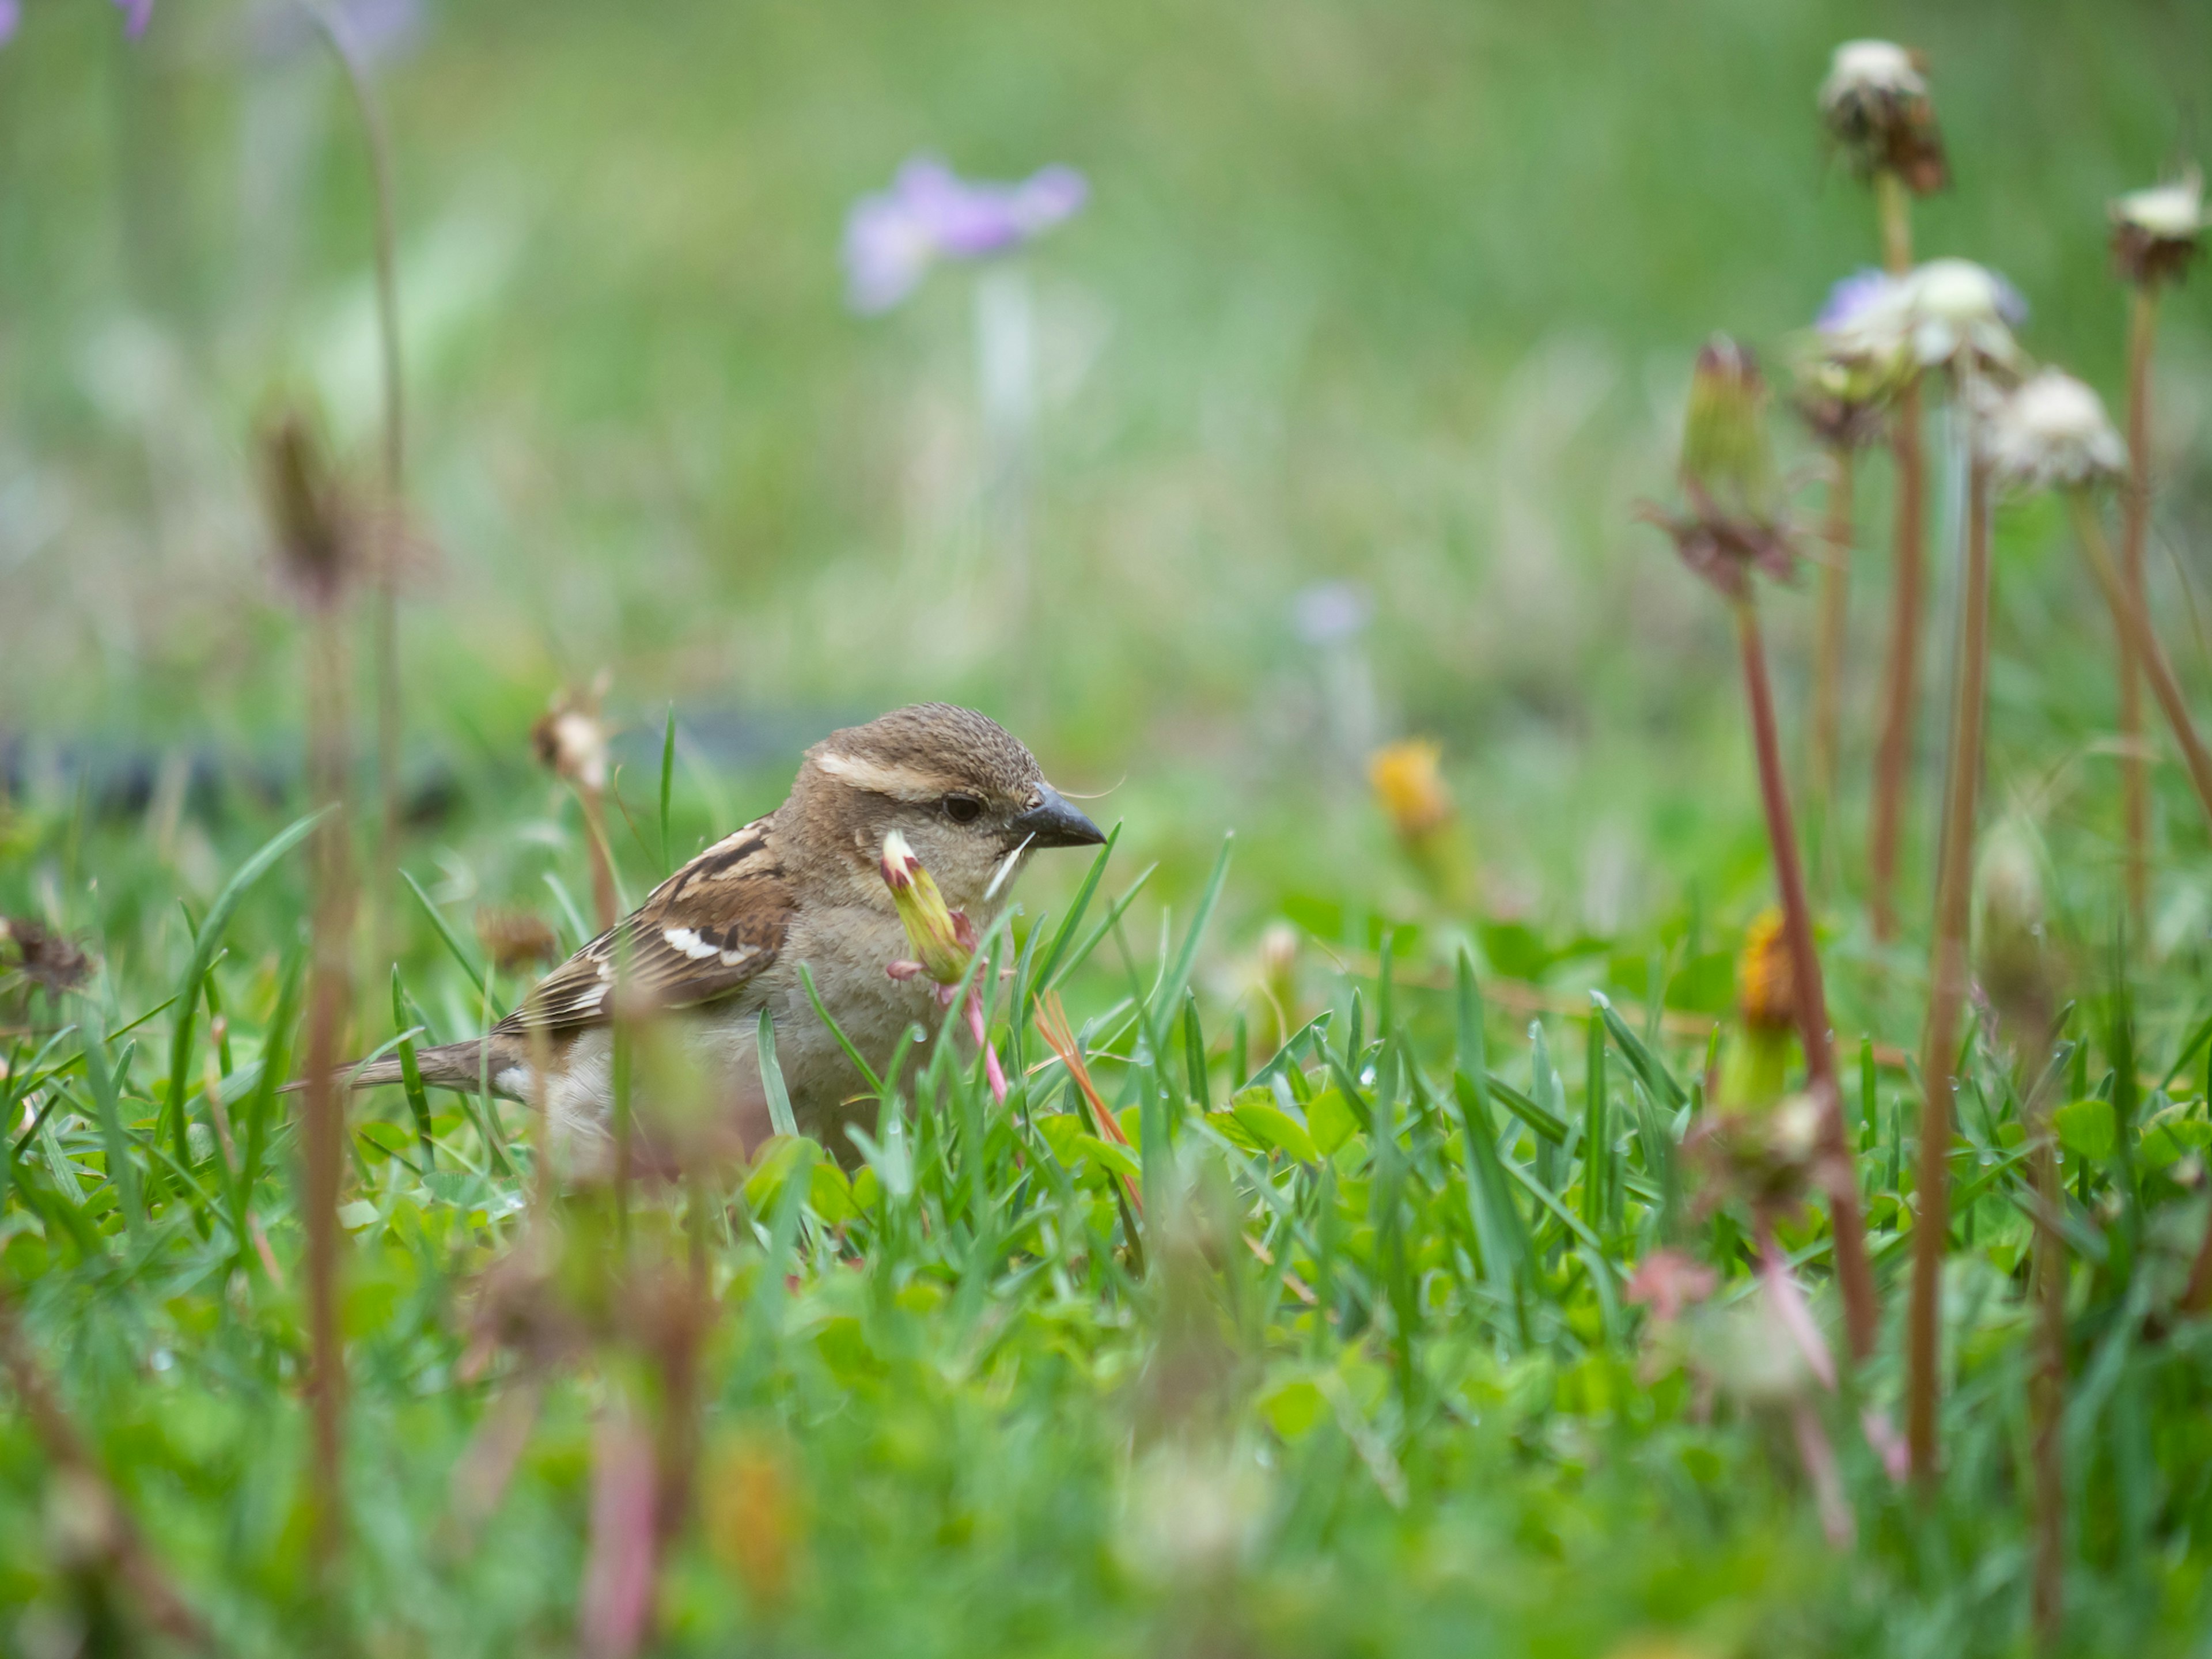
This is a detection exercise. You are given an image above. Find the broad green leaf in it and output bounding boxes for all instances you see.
[2054,1098,2116,1162]
[1232,1097,1320,1165]
[1306,1087,1359,1156]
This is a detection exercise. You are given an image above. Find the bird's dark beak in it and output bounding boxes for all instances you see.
[1012,785,1106,850]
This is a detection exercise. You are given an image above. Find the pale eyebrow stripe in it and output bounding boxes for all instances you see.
[814,751,953,801]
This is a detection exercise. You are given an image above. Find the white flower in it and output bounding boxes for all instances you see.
[1826,259,2027,377]
[1982,370,2126,492]
[2112,168,2206,240]
[1818,39,1924,109]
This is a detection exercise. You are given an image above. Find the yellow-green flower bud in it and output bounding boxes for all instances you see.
[880,830,978,985]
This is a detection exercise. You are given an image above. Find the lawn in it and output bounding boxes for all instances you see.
[5,0,2212,1652]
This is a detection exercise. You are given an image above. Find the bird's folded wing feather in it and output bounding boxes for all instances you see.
[493,817,793,1036]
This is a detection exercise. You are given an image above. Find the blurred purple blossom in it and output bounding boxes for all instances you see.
[0,0,18,46]
[115,0,154,38]
[1291,580,1372,646]
[844,156,1088,314]
[1816,267,1898,334]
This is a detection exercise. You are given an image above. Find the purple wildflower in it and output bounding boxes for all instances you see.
[1816,267,1900,335]
[0,0,18,46]
[114,0,154,38]
[843,156,1088,314]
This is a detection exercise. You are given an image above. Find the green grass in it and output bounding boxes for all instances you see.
[6,775,2212,1653]
[9,0,2212,1651]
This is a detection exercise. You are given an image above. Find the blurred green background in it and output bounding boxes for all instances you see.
[4,0,2209,986]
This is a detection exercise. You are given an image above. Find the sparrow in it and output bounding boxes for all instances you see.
[343,703,1104,1157]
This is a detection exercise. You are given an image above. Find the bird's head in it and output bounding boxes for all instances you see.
[794,703,1105,914]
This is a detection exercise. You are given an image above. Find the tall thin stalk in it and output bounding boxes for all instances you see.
[1908,446,1993,1482]
[260,408,358,1584]
[2067,495,2212,832]
[1869,172,1925,941]
[2027,1062,2066,1642]
[1734,596,1880,1361]
[2118,287,2161,930]
[308,1,407,939]
[1810,446,1855,851]
[301,592,354,1580]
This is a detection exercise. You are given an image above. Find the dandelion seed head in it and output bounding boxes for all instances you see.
[1982,369,2126,492]
[2111,168,2206,287]
[1817,39,1946,194]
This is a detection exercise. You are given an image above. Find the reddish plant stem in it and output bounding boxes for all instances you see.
[302,604,355,1580]
[1869,172,1922,941]
[1732,596,1880,1362]
[1909,451,1994,1484]
[581,785,620,931]
[2026,1072,2066,1645]
[1811,446,1856,857]
[1870,378,1926,941]
[2119,286,2161,933]
[2069,495,2212,837]
[312,2,407,948]
[2068,491,2212,1319]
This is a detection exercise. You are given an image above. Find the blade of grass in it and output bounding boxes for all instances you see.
[1592,990,1687,1112]
[1159,832,1232,1014]
[235,945,305,1258]
[757,1007,798,1139]
[402,869,489,1003]
[391,965,437,1169]
[81,1018,142,1237]
[162,808,327,1170]
[1031,823,1120,991]
[797,962,885,1099]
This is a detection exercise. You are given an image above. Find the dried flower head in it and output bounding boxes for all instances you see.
[1,917,92,997]
[1793,271,1915,448]
[531,687,610,793]
[1736,907,1795,1034]
[843,156,1089,314]
[1643,338,1794,600]
[2111,168,2206,287]
[880,830,979,986]
[1982,370,2126,493]
[1686,1091,1826,1215]
[1817,40,1947,194]
[256,407,357,608]
[1368,739,1453,842]
[475,908,561,974]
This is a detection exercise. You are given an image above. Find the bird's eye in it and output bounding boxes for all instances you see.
[943,793,983,825]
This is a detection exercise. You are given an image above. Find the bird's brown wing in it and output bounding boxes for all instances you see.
[493,817,794,1037]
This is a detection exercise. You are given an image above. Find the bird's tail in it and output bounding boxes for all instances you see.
[283,1037,513,1096]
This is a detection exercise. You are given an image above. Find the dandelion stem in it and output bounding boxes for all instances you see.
[1869,171,1923,941]
[2025,1063,2066,1643]
[2066,493,2212,834]
[1876,170,1913,277]
[308,0,407,940]
[1910,446,1993,1484]
[1732,595,1880,1362]
[1811,446,1855,861]
[2119,286,2162,931]
[301,599,355,1579]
